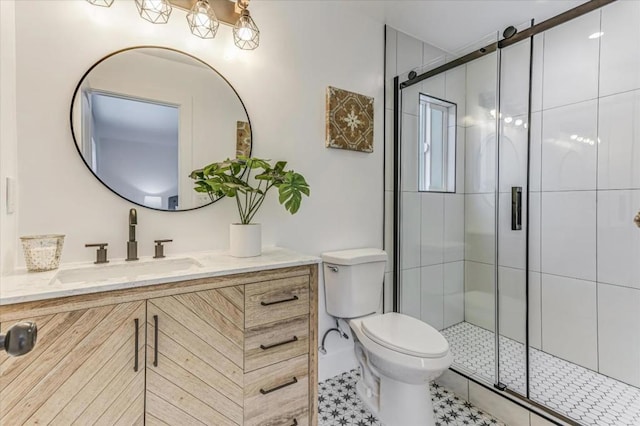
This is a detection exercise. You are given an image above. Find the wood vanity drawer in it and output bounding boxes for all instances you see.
[245,315,309,372]
[244,354,309,426]
[245,276,309,327]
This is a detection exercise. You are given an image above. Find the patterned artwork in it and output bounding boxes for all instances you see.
[318,369,504,426]
[326,86,374,153]
[442,321,640,426]
[236,121,251,157]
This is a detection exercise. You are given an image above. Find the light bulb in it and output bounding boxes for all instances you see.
[570,134,578,140]
[515,119,523,126]
[589,32,604,39]
[237,26,254,41]
[504,116,513,124]
[577,137,584,142]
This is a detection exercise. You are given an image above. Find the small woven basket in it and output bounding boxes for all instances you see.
[20,235,65,272]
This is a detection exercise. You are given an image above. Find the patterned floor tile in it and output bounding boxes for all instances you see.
[441,321,640,426]
[318,369,505,426]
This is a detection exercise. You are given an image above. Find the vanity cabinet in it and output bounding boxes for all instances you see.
[145,288,245,426]
[0,301,145,425]
[0,264,318,426]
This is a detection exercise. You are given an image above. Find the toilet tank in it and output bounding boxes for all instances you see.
[322,248,387,318]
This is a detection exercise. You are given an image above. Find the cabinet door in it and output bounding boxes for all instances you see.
[0,301,145,425]
[146,287,244,426]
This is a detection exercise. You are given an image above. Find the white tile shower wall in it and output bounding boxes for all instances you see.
[541,274,598,371]
[597,90,640,190]
[529,2,640,384]
[1,0,385,382]
[540,190,597,281]
[386,27,466,332]
[541,11,600,110]
[598,0,640,97]
[597,283,640,387]
[421,264,444,330]
[464,261,494,332]
[597,189,640,289]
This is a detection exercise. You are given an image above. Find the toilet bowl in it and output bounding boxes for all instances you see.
[349,313,452,426]
[321,248,452,426]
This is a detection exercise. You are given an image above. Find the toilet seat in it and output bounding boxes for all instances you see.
[360,313,449,358]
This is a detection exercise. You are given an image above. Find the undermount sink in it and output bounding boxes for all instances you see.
[51,257,202,286]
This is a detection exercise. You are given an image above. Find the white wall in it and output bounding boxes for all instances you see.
[0,0,385,379]
[0,1,18,276]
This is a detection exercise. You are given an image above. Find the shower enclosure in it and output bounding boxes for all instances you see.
[388,1,640,424]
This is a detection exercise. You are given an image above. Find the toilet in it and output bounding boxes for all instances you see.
[322,248,452,426]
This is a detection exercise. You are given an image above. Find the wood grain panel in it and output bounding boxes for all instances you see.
[0,309,86,391]
[176,291,243,348]
[245,315,309,372]
[146,288,244,425]
[0,301,145,426]
[147,369,238,426]
[218,285,245,312]
[245,276,310,327]
[146,391,205,426]
[244,354,310,426]
[150,295,243,366]
[196,288,244,329]
[309,263,319,426]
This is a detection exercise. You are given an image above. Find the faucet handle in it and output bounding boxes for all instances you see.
[153,239,173,259]
[85,243,109,264]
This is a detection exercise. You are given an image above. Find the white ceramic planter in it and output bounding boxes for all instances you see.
[229,223,262,258]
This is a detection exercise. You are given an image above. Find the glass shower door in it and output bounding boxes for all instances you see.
[495,35,532,397]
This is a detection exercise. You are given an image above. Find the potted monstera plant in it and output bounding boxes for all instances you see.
[189,156,310,257]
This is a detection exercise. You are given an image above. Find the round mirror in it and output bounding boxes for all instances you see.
[70,47,251,211]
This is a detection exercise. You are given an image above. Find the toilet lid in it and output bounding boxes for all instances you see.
[361,313,449,358]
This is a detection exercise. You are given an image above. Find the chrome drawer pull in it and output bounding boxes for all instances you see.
[260,336,298,350]
[260,295,298,306]
[259,377,298,395]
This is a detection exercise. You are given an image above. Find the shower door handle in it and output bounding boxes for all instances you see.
[512,187,522,231]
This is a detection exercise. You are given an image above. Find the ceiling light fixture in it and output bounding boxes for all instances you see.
[588,31,604,39]
[86,0,259,50]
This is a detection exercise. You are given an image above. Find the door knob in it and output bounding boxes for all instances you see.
[0,322,37,357]
[634,210,640,228]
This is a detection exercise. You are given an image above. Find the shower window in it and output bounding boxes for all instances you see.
[418,94,456,193]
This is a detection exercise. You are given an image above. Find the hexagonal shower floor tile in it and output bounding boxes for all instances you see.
[442,321,640,426]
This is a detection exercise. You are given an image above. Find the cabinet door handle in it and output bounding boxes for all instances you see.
[261,295,298,306]
[260,336,298,350]
[259,377,298,395]
[133,318,139,372]
[153,314,159,367]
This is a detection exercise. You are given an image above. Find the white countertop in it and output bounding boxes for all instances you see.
[0,247,320,306]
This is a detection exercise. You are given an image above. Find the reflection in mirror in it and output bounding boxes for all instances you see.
[418,94,457,193]
[71,47,251,211]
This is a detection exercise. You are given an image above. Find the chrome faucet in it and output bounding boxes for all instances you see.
[126,208,138,261]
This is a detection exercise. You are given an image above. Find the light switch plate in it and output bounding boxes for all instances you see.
[6,177,16,214]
